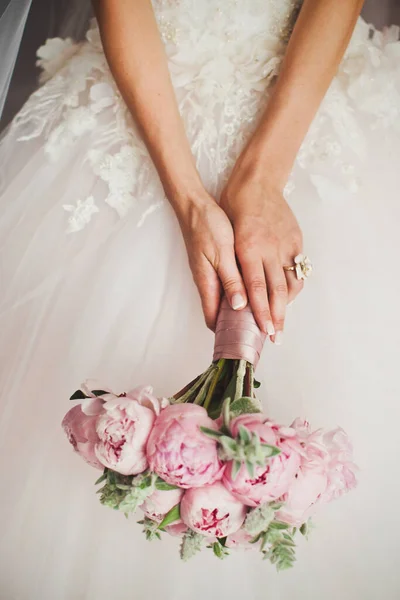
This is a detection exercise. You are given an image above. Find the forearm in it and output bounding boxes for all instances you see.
[242,0,364,188]
[92,0,205,215]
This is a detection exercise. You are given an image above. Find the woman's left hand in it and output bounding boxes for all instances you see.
[220,161,304,344]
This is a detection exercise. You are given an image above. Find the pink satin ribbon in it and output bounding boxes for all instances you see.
[213,297,267,368]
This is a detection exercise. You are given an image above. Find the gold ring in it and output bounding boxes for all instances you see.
[283,254,313,281]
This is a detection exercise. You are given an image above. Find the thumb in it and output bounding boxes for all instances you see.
[216,247,248,311]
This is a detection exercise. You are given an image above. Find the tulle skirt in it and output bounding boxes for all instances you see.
[1,15,400,600]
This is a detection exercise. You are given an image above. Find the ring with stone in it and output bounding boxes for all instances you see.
[283,254,313,281]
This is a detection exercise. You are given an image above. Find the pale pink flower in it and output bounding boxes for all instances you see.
[291,420,357,502]
[62,403,104,470]
[165,522,188,537]
[180,482,247,538]
[140,488,184,522]
[319,428,357,503]
[223,414,301,507]
[276,469,328,527]
[95,386,162,475]
[225,528,256,549]
[277,422,357,526]
[146,404,223,489]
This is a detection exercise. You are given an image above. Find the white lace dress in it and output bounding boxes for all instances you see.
[1,1,400,599]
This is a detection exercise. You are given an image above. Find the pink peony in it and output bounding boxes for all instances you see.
[277,421,357,526]
[319,427,357,503]
[222,414,301,507]
[140,488,184,522]
[225,528,256,549]
[146,404,223,489]
[165,522,188,537]
[95,385,162,475]
[180,481,247,538]
[291,420,357,503]
[62,395,105,469]
[276,468,328,527]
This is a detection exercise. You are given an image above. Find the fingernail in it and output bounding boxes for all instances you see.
[266,321,275,336]
[287,300,295,308]
[274,331,284,345]
[231,293,246,310]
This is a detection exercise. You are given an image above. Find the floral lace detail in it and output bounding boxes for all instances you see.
[63,195,100,233]
[5,4,400,231]
[296,20,400,194]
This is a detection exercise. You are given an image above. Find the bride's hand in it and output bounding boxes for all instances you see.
[220,165,304,343]
[175,194,248,331]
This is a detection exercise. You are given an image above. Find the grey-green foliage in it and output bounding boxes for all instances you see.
[96,469,156,514]
[180,530,204,561]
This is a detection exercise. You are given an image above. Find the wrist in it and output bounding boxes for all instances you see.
[237,138,292,194]
[169,186,216,227]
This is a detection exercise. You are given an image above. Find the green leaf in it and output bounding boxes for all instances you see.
[260,532,269,552]
[200,426,224,439]
[244,503,275,536]
[218,536,227,547]
[221,373,236,403]
[180,530,204,561]
[269,502,284,511]
[219,436,238,453]
[213,542,222,558]
[300,523,308,536]
[212,540,229,560]
[261,528,297,571]
[155,478,179,491]
[269,521,290,530]
[222,397,231,431]
[158,503,181,529]
[230,397,262,417]
[69,389,88,400]
[91,389,110,397]
[238,425,251,443]
[261,443,281,457]
[245,460,255,479]
[231,460,242,480]
[139,517,163,541]
[94,471,107,486]
[254,379,261,389]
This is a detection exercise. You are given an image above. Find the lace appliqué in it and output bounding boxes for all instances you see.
[63,196,100,233]
[6,7,400,231]
[295,20,400,195]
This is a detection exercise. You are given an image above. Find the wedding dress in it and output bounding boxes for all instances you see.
[1,1,400,599]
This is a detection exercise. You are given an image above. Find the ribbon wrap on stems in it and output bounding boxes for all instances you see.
[213,297,267,369]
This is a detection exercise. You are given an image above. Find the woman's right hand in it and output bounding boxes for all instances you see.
[175,195,248,331]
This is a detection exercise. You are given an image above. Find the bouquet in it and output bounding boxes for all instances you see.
[62,298,357,570]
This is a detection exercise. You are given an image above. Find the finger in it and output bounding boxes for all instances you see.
[216,246,248,312]
[239,255,275,336]
[264,258,288,345]
[285,269,304,304]
[192,258,221,331]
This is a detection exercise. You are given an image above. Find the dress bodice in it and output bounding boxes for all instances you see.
[9,0,400,233]
[151,0,302,57]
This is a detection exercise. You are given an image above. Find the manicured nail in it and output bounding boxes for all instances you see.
[287,300,295,307]
[231,293,246,310]
[274,331,284,345]
[266,321,275,336]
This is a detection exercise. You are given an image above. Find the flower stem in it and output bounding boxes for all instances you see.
[173,366,214,404]
[244,363,254,398]
[203,359,226,411]
[234,360,247,402]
